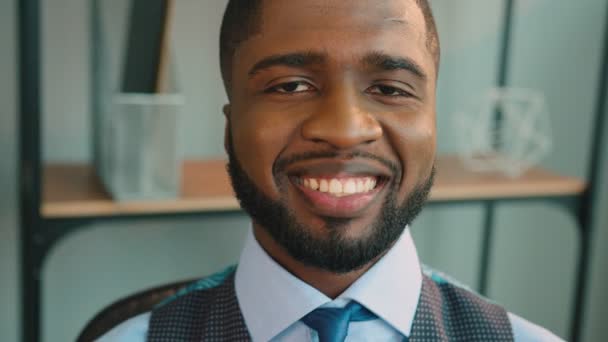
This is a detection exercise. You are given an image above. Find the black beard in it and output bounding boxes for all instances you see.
[226,138,435,274]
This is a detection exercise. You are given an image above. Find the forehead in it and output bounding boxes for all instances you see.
[260,0,422,32]
[235,0,433,76]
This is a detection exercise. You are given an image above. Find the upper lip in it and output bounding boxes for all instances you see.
[284,159,393,179]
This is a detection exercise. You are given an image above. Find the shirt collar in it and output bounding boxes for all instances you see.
[338,228,422,337]
[235,227,422,341]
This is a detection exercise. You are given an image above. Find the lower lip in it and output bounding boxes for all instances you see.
[292,180,384,217]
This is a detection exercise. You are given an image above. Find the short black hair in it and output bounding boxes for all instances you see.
[219,0,440,97]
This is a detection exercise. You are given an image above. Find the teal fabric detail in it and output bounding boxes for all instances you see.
[155,264,237,309]
[421,264,453,286]
[421,264,503,306]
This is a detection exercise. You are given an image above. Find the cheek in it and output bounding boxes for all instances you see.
[384,112,436,195]
[230,106,296,195]
[407,115,436,161]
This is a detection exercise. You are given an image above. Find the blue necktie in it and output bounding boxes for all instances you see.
[301,301,378,342]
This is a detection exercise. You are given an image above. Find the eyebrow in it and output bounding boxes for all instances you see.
[362,51,428,81]
[248,51,327,77]
[247,50,428,81]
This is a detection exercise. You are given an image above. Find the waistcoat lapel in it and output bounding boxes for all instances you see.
[148,271,251,342]
[149,270,514,341]
[409,275,514,342]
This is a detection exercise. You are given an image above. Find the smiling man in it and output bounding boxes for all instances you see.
[100,1,562,341]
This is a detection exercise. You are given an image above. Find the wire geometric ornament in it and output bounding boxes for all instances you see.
[453,87,552,177]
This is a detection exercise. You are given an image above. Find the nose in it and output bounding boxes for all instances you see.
[301,87,383,150]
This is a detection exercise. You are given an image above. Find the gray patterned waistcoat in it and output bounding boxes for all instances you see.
[148,267,513,341]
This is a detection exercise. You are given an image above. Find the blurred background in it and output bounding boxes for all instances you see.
[1,0,607,341]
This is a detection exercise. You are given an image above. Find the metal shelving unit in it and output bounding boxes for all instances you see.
[17,0,606,341]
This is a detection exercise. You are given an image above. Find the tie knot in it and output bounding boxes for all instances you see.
[301,301,377,342]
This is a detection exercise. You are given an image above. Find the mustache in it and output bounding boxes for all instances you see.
[273,150,400,177]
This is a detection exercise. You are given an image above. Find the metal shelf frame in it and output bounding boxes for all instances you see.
[17,0,606,341]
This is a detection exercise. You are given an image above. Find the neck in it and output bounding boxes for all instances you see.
[252,224,381,298]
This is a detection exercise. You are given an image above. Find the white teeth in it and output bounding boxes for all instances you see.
[357,179,365,192]
[299,176,378,196]
[319,179,329,192]
[329,179,342,194]
[309,178,319,190]
[344,179,357,194]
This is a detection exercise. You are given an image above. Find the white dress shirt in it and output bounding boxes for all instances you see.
[236,228,421,341]
[99,228,564,341]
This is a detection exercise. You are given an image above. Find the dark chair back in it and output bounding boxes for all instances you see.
[77,278,194,342]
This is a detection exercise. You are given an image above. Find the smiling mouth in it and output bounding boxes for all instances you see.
[288,174,388,218]
[293,176,380,197]
[282,158,394,217]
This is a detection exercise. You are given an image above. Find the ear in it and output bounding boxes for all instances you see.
[223,104,232,153]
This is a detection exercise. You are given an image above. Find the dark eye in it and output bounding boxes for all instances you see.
[368,84,411,97]
[267,81,314,94]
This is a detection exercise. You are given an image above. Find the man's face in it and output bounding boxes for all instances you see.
[225,0,437,272]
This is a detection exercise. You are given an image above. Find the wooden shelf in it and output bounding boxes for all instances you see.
[43,160,237,218]
[42,155,586,219]
[432,156,586,201]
